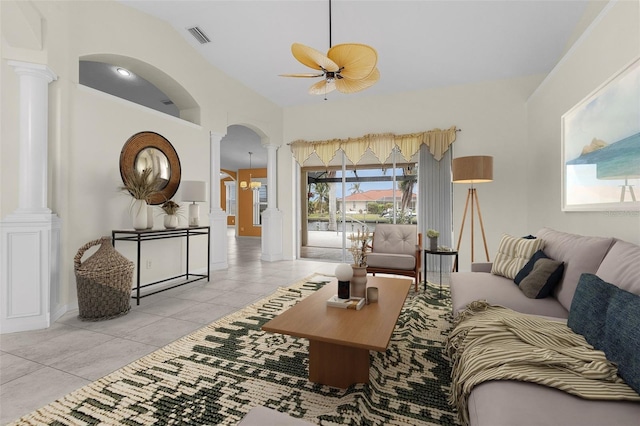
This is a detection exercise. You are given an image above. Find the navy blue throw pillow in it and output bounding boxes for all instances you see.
[519,259,564,299]
[513,250,564,299]
[514,250,548,285]
[603,288,640,394]
[567,273,618,351]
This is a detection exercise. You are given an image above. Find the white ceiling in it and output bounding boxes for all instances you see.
[120,0,590,108]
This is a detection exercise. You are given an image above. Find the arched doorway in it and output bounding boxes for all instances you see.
[220,125,266,238]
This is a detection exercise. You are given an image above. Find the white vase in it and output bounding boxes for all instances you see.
[131,199,148,230]
[164,214,179,229]
[146,205,154,229]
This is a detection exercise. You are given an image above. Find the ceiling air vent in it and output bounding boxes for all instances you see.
[187,26,211,44]
[161,99,174,106]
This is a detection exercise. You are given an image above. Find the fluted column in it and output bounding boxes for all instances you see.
[261,139,283,261]
[1,61,61,334]
[11,61,57,213]
[208,131,228,270]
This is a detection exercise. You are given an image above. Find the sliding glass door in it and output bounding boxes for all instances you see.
[301,150,417,262]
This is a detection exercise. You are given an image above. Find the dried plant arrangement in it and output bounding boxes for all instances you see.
[348,228,371,267]
[119,168,164,201]
[161,200,181,216]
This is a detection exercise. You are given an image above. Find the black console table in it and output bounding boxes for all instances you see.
[423,249,458,293]
[112,227,210,304]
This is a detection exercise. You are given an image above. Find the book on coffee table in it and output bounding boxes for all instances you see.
[327,295,365,310]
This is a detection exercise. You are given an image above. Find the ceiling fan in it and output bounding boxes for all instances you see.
[280,0,380,97]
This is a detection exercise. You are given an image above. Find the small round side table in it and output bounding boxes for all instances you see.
[423,249,459,293]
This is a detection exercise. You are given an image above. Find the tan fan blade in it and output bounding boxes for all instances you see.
[328,43,377,80]
[335,68,380,94]
[291,43,339,72]
[279,73,324,78]
[309,79,336,95]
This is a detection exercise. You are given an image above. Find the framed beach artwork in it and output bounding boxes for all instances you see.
[561,56,640,212]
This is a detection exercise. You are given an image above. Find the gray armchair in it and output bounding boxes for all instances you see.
[366,224,422,292]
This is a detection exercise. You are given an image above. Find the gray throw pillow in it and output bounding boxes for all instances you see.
[519,258,564,299]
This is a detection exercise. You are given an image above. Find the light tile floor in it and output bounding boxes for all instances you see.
[0,231,339,425]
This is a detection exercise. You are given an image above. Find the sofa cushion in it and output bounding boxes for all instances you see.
[596,239,640,296]
[491,234,544,279]
[370,224,417,255]
[603,288,640,394]
[519,258,564,299]
[567,273,617,350]
[366,252,415,270]
[535,228,614,311]
[467,380,640,426]
[450,272,568,318]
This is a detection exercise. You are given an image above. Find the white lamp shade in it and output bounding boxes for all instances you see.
[335,263,354,281]
[181,181,207,202]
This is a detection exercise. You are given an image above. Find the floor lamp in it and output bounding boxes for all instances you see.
[452,156,493,268]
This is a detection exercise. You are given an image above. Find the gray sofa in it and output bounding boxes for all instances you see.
[450,227,640,426]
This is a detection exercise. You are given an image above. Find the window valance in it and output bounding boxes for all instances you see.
[290,126,458,166]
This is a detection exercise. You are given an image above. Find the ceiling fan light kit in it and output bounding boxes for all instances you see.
[281,0,379,97]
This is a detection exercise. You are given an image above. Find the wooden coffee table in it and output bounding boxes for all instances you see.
[262,276,411,388]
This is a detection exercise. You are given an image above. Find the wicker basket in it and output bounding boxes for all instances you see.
[74,237,134,321]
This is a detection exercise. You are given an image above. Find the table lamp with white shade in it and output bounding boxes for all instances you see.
[181,180,207,227]
[335,263,353,299]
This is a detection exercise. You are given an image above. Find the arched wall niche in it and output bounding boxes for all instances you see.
[79,53,201,125]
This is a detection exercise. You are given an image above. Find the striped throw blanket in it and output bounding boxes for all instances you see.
[445,301,640,426]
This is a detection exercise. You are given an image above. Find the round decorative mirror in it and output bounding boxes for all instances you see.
[119,132,181,205]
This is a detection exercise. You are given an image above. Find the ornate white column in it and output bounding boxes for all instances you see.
[208,131,229,270]
[1,61,61,334]
[261,139,283,261]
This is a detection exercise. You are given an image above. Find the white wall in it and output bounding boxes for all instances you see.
[526,0,640,244]
[282,75,543,269]
[1,0,283,310]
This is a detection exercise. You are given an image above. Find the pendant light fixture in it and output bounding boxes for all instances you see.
[240,152,262,191]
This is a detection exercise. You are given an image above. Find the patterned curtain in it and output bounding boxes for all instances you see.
[290,126,457,166]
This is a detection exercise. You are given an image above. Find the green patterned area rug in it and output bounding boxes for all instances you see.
[11,276,459,425]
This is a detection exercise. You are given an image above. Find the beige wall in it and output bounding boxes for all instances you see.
[526,0,640,244]
[1,0,283,308]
